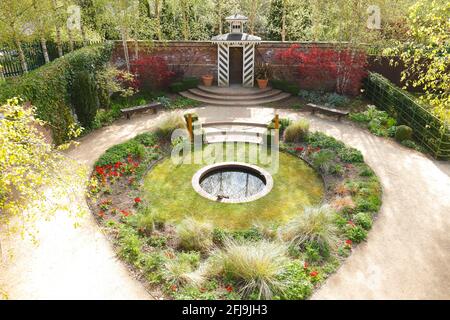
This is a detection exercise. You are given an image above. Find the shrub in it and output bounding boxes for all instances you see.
[401,139,421,150]
[311,150,335,173]
[131,56,175,91]
[338,147,364,163]
[271,79,299,95]
[169,82,185,93]
[274,262,313,300]
[306,132,345,151]
[117,225,143,265]
[395,125,413,142]
[71,70,99,129]
[355,196,381,212]
[95,139,146,166]
[325,93,349,108]
[283,119,310,143]
[268,118,291,137]
[350,105,397,137]
[280,205,338,253]
[298,90,323,104]
[0,44,113,144]
[354,212,373,230]
[216,240,289,299]
[346,225,367,243]
[133,132,157,147]
[177,217,214,252]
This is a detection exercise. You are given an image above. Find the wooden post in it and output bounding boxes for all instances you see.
[187,114,193,142]
[274,114,279,146]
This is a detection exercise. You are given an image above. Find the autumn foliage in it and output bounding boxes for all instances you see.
[275,45,368,95]
[130,56,175,91]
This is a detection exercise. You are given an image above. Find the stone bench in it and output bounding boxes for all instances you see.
[121,102,162,120]
[306,103,349,121]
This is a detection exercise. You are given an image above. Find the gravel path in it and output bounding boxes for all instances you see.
[1,106,449,299]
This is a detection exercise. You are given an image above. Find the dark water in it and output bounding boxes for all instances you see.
[200,167,266,200]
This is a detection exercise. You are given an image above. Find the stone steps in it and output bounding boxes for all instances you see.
[180,88,291,106]
[187,88,283,101]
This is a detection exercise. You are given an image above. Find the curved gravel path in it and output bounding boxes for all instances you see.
[1,106,449,299]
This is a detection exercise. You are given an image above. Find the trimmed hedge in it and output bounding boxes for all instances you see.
[0,43,113,144]
[271,79,300,95]
[363,73,450,159]
[169,77,200,93]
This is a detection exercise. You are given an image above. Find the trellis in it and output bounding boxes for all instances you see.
[364,72,450,159]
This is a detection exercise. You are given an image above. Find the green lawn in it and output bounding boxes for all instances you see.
[142,146,324,230]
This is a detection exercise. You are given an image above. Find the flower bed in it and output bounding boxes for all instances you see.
[86,120,381,300]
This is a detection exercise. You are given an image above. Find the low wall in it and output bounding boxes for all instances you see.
[112,40,409,92]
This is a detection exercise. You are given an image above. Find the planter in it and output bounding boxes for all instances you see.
[257,79,269,89]
[202,75,214,87]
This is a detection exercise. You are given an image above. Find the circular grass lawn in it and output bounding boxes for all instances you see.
[142,149,324,230]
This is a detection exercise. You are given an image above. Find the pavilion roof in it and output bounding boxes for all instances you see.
[211,33,261,44]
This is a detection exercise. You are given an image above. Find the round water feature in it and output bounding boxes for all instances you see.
[192,162,274,203]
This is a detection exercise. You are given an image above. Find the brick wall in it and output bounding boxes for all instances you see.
[112,40,409,92]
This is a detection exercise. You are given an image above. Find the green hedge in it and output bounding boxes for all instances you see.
[169,77,200,93]
[0,43,113,144]
[363,73,450,159]
[271,79,300,95]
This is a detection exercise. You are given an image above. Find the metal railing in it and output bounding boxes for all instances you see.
[0,40,103,78]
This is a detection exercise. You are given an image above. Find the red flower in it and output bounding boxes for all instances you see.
[310,271,319,277]
[345,239,353,246]
[170,285,178,292]
[114,161,122,169]
[98,210,105,218]
[225,285,233,293]
[347,220,355,227]
[295,147,304,152]
[134,197,142,204]
[120,210,131,217]
[95,166,105,176]
[303,261,309,270]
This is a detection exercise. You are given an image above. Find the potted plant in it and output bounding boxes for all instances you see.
[201,74,214,87]
[255,62,273,89]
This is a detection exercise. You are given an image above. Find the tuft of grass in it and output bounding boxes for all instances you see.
[283,119,310,143]
[154,114,186,143]
[215,240,289,299]
[177,217,214,252]
[330,196,355,213]
[162,251,202,287]
[280,205,338,253]
[129,207,166,234]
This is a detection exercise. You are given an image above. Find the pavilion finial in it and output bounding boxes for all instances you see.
[225,13,248,34]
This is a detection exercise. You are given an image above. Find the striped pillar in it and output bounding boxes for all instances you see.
[217,44,229,87]
[242,44,255,87]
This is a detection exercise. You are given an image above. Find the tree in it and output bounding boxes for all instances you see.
[0,0,36,73]
[0,98,85,258]
[385,0,450,122]
[32,0,56,64]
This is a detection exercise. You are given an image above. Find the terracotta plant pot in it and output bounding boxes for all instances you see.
[202,75,214,87]
[257,79,269,89]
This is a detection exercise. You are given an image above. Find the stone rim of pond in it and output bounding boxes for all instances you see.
[192,162,274,204]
